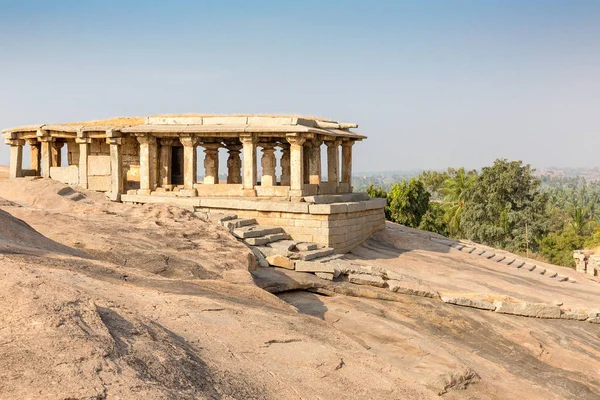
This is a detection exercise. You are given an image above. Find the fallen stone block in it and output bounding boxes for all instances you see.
[296,242,318,251]
[246,232,292,246]
[266,255,295,270]
[450,243,465,250]
[347,274,386,288]
[547,272,558,278]
[211,213,237,223]
[556,275,569,282]
[588,317,600,324]
[295,260,337,274]
[315,272,334,281]
[474,249,487,256]
[441,296,496,311]
[251,247,269,268]
[500,257,516,265]
[336,260,384,277]
[269,240,298,252]
[511,260,525,268]
[232,225,284,239]
[480,251,496,259]
[224,217,256,230]
[490,255,506,262]
[460,246,476,253]
[387,280,439,298]
[313,254,344,263]
[526,264,537,271]
[299,247,335,261]
[493,301,561,319]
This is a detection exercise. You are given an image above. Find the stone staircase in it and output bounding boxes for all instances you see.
[205,213,360,278]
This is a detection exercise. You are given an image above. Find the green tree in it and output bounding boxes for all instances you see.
[439,168,477,236]
[539,227,585,268]
[418,202,449,236]
[460,159,548,252]
[387,179,431,228]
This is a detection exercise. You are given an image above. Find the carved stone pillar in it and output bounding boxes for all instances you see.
[286,135,306,197]
[308,139,322,185]
[27,139,41,175]
[159,139,176,188]
[341,140,354,188]
[225,142,242,184]
[137,135,158,195]
[51,141,64,167]
[8,139,25,179]
[260,142,276,187]
[39,135,52,178]
[179,136,199,196]
[279,143,291,186]
[76,137,90,188]
[203,143,221,184]
[107,133,123,200]
[326,139,341,184]
[241,134,258,195]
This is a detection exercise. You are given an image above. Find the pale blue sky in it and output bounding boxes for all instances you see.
[1,0,599,172]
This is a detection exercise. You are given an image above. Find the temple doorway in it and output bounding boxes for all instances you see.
[171,146,184,185]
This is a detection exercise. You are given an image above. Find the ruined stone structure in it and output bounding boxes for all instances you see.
[573,250,599,277]
[3,115,385,251]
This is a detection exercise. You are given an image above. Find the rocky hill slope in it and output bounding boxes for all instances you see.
[0,167,599,399]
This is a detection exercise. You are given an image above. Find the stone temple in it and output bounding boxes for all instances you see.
[3,115,386,251]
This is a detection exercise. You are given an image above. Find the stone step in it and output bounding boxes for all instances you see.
[311,253,344,263]
[209,213,238,223]
[232,225,285,239]
[223,218,257,231]
[296,247,335,261]
[244,232,291,246]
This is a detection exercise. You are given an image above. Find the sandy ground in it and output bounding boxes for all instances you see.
[0,166,599,399]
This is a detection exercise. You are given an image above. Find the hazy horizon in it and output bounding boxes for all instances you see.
[1,0,599,173]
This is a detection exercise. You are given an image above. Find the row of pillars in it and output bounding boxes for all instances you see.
[8,133,355,198]
[8,138,67,179]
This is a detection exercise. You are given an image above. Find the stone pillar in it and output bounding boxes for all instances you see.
[302,143,310,184]
[137,135,158,195]
[286,135,306,197]
[51,141,64,167]
[241,134,258,195]
[8,139,25,179]
[308,139,322,185]
[27,139,41,175]
[341,140,354,186]
[39,137,52,178]
[108,137,123,200]
[159,139,175,188]
[279,143,291,186]
[203,143,221,184]
[260,142,276,186]
[76,137,90,189]
[326,139,341,184]
[179,136,199,196]
[225,142,242,184]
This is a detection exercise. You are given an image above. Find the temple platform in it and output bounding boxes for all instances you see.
[121,194,386,252]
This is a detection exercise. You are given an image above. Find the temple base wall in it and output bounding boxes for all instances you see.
[120,194,386,252]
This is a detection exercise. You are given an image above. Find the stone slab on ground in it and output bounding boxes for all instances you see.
[347,273,386,288]
[560,309,590,321]
[387,280,439,299]
[295,261,337,274]
[493,301,561,319]
[441,296,496,311]
[335,260,384,277]
[268,240,298,252]
[315,272,334,281]
[266,255,295,270]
